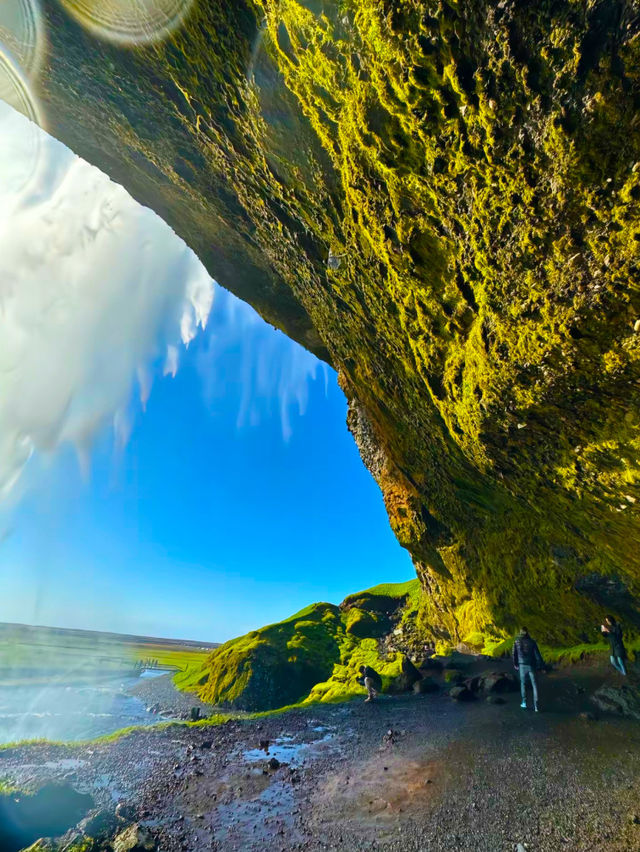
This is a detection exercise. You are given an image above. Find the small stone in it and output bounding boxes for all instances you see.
[634,318,640,333]
[449,685,475,701]
[267,757,281,770]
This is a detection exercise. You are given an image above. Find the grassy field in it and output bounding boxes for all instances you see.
[0,622,217,686]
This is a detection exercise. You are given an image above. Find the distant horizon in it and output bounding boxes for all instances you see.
[0,569,417,645]
[0,618,220,648]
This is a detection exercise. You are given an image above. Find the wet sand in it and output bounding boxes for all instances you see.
[1,662,639,851]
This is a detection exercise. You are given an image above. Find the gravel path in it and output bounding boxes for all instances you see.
[128,673,220,719]
[1,662,639,851]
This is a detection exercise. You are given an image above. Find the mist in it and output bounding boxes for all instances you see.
[0,101,214,500]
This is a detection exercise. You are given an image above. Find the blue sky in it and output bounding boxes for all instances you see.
[0,104,413,643]
[0,287,413,642]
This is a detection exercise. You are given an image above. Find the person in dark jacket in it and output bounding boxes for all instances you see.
[601,616,627,676]
[358,664,382,702]
[512,627,545,711]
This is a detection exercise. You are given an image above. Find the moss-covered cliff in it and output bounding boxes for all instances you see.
[181,580,420,710]
[35,0,640,647]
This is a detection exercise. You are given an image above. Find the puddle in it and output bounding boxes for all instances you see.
[94,772,126,802]
[44,758,86,770]
[0,783,93,852]
[242,733,334,767]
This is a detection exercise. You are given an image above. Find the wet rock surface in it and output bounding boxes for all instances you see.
[1,660,639,851]
[128,674,217,719]
[590,680,640,720]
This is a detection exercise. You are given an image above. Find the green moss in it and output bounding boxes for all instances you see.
[39,0,640,648]
[191,580,416,710]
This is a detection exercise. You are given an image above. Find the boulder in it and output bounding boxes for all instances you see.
[401,656,422,687]
[481,672,519,694]
[419,657,443,672]
[387,673,416,694]
[113,824,156,852]
[449,685,475,701]
[413,677,439,694]
[77,807,118,837]
[591,684,640,720]
[443,669,464,684]
[463,675,484,693]
[115,802,137,823]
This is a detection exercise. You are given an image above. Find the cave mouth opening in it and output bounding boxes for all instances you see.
[0,782,94,852]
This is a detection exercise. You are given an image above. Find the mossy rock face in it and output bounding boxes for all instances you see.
[38,1,640,645]
[344,607,388,638]
[198,603,344,711]
[195,581,420,709]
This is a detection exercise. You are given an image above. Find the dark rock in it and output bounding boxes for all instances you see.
[419,657,443,672]
[449,685,475,701]
[463,675,484,693]
[77,807,118,837]
[259,739,270,751]
[401,656,422,686]
[200,740,213,750]
[388,673,416,693]
[113,824,156,851]
[267,757,281,770]
[591,683,640,720]
[189,707,201,722]
[443,669,464,684]
[481,672,519,694]
[115,802,136,823]
[413,676,439,694]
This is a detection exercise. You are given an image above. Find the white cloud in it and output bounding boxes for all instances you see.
[0,102,214,496]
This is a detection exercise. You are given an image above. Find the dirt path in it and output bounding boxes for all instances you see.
[1,663,640,851]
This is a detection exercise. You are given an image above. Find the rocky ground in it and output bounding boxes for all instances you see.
[2,658,640,852]
[128,674,220,721]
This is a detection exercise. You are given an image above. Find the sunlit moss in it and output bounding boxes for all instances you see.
[192,580,419,710]
[41,0,640,650]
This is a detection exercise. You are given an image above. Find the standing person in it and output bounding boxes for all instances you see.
[358,664,382,702]
[512,627,545,712]
[601,616,627,676]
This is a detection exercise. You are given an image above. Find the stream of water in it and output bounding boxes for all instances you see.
[0,670,166,744]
